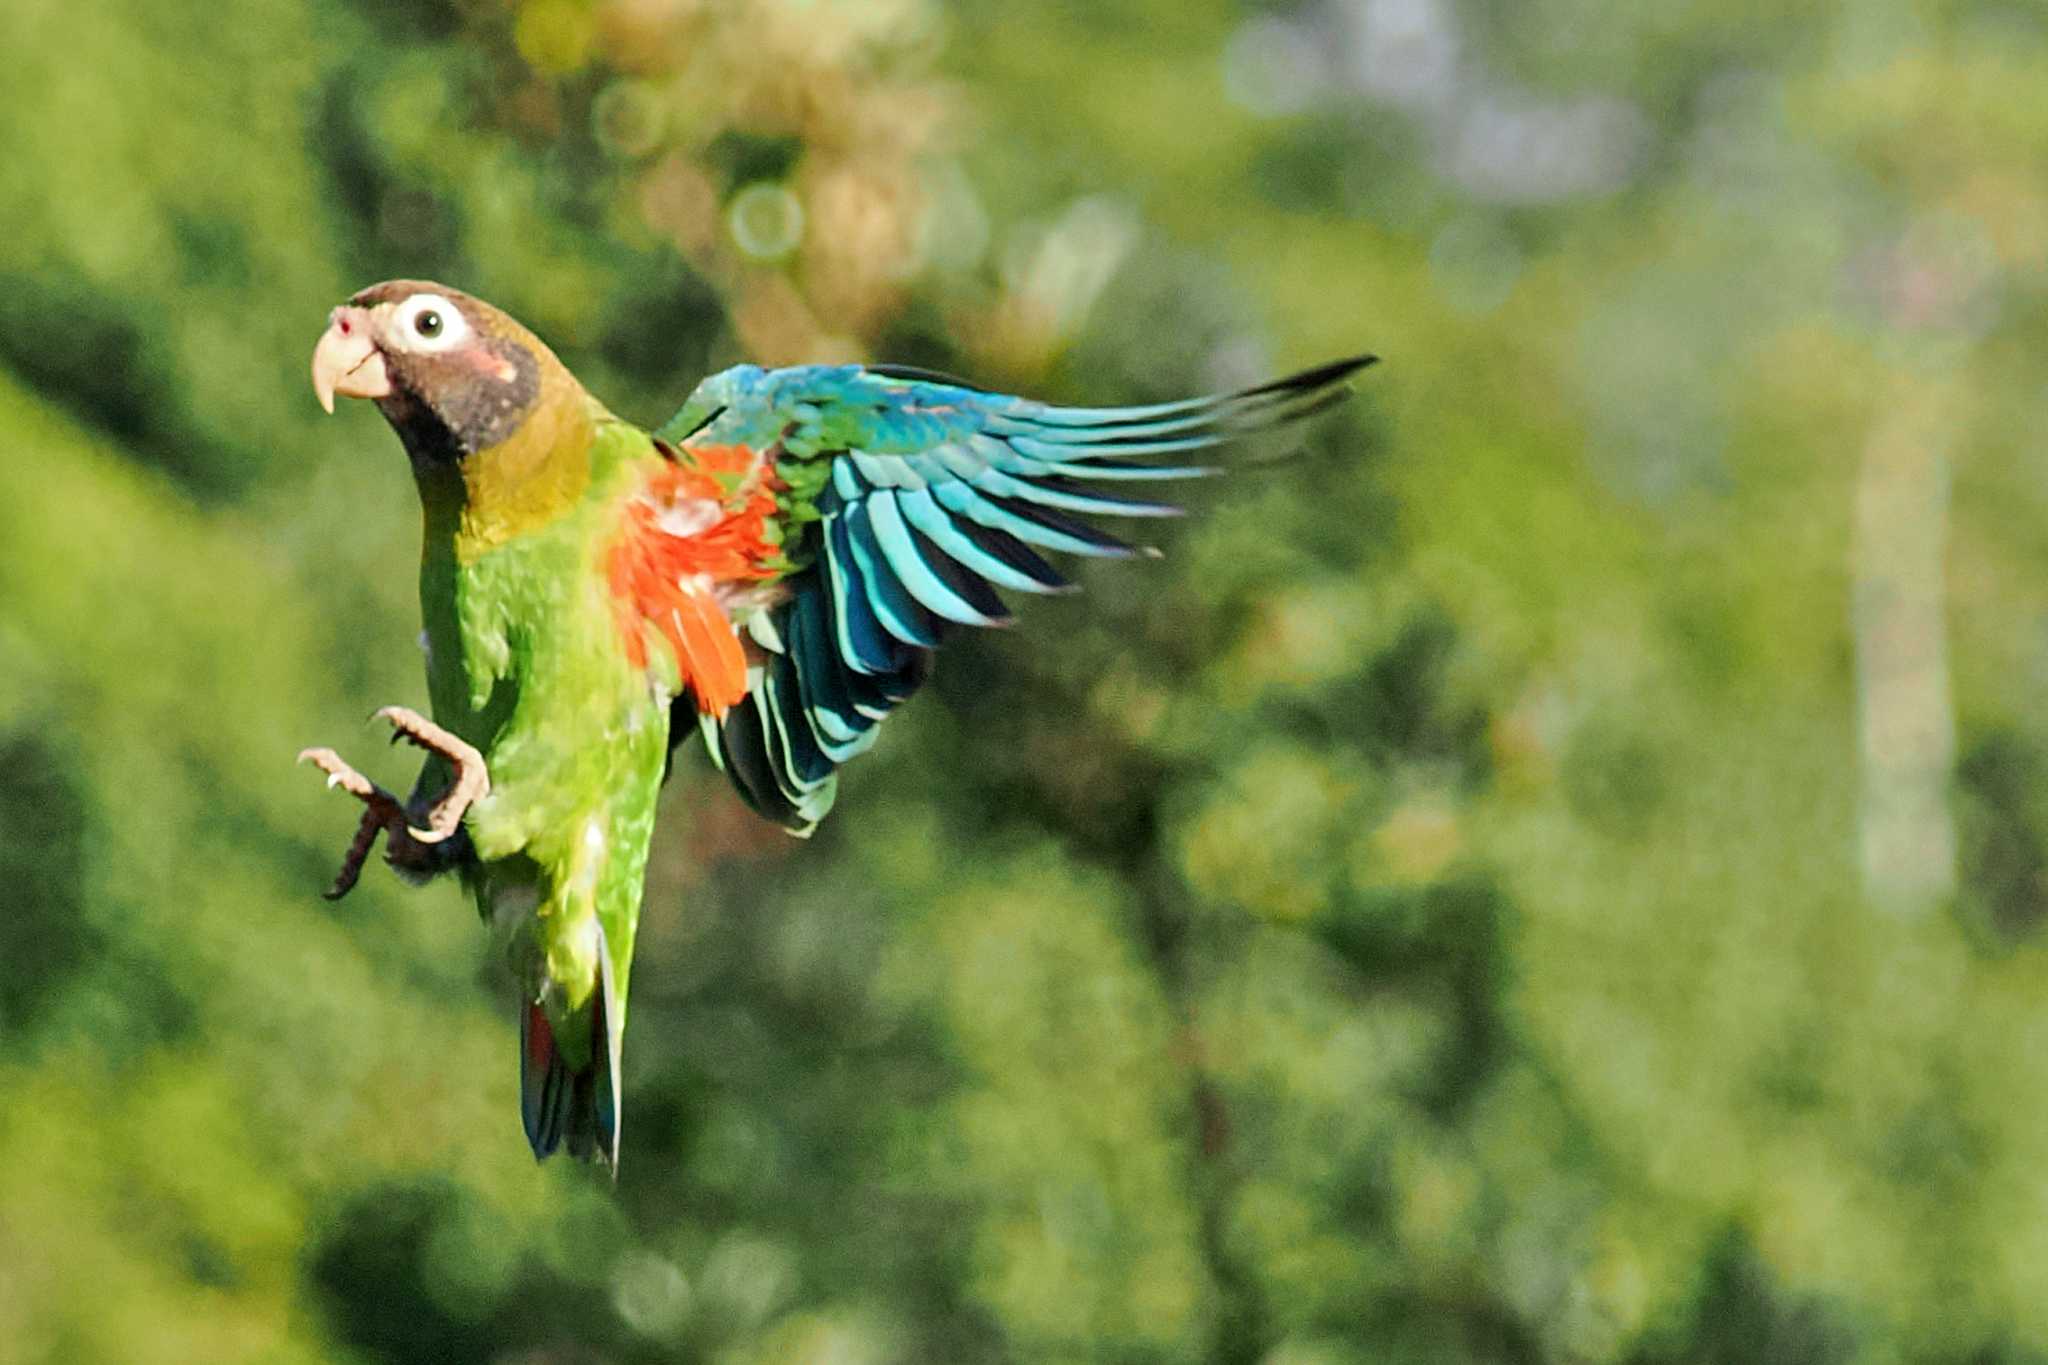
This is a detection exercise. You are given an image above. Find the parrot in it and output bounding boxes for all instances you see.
[301,279,1373,1169]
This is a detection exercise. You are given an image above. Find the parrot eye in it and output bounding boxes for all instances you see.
[391,293,470,354]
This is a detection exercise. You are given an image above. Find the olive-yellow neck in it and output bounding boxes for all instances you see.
[416,382,605,562]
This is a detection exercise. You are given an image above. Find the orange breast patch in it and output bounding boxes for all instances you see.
[606,445,783,717]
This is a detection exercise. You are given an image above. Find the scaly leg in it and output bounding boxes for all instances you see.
[298,706,491,900]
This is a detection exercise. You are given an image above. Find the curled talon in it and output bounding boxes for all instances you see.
[297,747,406,898]
[371,706,490,842]
[297,710,490,896]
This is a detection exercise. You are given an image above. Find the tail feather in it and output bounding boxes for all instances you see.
[520,999,574,1159]
[519,921,623,1171]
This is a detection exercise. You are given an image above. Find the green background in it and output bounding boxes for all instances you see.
[4,0,2045,1360]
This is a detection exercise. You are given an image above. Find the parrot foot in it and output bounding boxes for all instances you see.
[297,747,408,900]
[296,707,491,900]
[371,706,490,844]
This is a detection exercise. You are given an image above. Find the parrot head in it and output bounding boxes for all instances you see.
[311,280,569,462]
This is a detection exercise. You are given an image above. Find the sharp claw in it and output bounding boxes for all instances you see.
[300,705,487,892]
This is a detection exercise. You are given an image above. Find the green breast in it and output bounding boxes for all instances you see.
[413,419,672,1022]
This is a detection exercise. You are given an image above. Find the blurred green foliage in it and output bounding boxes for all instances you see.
[5,0,2048,1361]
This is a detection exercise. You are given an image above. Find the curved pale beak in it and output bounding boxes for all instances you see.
[311,306,393,413]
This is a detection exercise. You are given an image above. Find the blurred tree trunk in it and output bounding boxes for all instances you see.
[1853,376,1959,915]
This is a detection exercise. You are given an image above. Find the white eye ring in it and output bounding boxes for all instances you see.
[390,293,469,353]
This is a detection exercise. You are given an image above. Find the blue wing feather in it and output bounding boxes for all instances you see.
[866,492,1010,627]
[895,487,1071,595]
[839,499,947,648]
[662,353,1375,833]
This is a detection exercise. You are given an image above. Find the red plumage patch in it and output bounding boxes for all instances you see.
[525,1000,554,1072]
[607,444,782,717]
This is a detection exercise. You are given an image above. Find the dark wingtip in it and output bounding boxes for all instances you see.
[866,363,995,393]
[1240,353,1380,399]
[1260,384,1354,428]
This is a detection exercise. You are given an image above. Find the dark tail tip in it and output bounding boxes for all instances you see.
[520,999,571,1161]
[520,984,621,1173]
